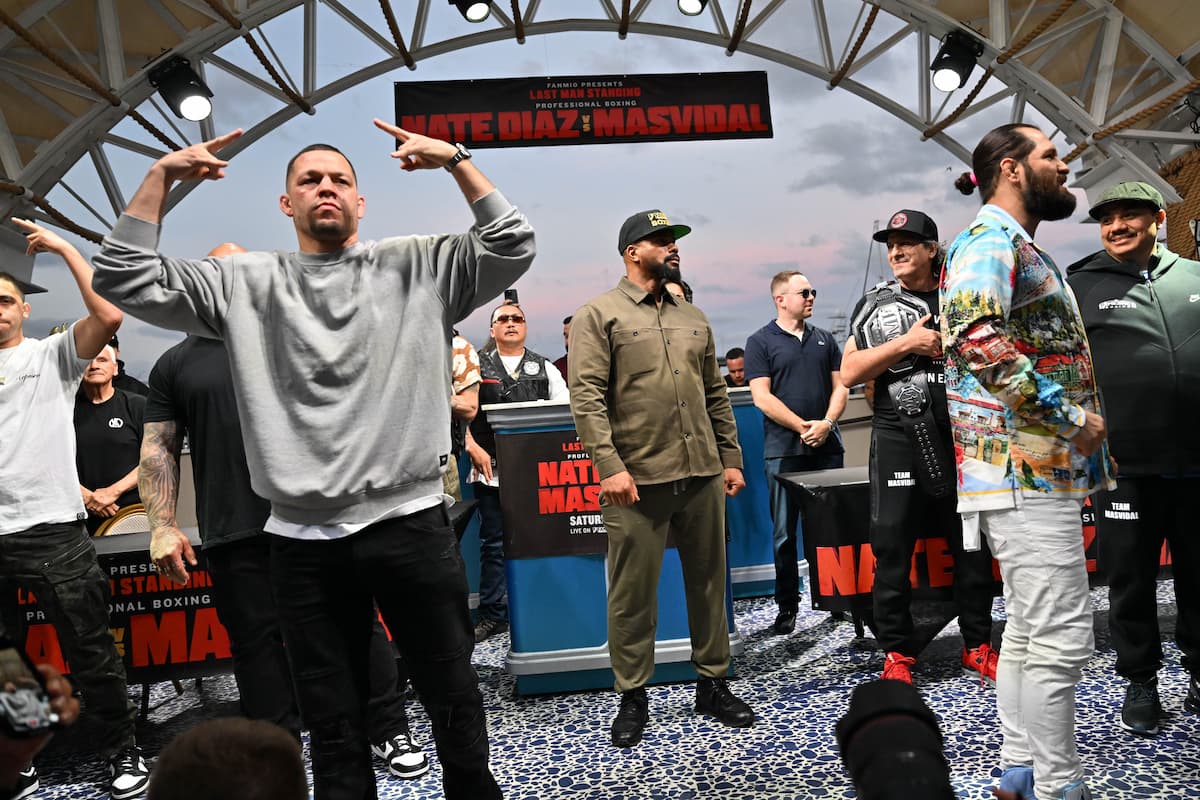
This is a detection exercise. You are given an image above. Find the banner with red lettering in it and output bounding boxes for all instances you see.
[14,546,232,684]
[393,71,772,149]
[494,429,608,558]
[788,477,1174,613]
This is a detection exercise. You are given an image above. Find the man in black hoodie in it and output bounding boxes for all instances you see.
[1066,181,1200,736]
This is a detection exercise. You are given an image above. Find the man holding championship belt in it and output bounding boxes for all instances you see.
[841,209,997,686]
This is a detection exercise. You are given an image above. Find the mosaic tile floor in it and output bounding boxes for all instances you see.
[28,581,1198,799]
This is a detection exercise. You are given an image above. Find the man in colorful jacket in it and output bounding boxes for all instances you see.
[941,123,1114,800]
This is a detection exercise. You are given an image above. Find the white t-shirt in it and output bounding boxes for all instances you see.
[0,326,91,535]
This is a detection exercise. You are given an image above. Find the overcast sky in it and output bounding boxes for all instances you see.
[17,21,1109,381]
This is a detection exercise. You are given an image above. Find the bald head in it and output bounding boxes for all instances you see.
[208,242,247,258]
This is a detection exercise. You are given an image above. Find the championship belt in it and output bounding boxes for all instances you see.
[853,282,954,498]
[851,281,930,375]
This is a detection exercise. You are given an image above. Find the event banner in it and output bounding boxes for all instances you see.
[14,546,232,684]
[393,71,772,149]
[495,428,609,558]
[794,482,1173,613]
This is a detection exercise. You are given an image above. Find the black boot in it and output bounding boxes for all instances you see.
[695,677,755,727]
[610,687,648,747]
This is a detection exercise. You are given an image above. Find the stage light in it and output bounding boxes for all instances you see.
[450,0,490,22]
[678,0,709,15]
[930,31,984,92]
[148,56,213,121]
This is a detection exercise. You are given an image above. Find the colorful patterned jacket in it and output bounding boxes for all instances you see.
[939,204,1115,511]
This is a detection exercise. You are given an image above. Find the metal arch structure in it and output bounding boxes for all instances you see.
[1,0,1198,239]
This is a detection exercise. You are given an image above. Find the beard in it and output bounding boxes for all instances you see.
[1021,167,1077,222]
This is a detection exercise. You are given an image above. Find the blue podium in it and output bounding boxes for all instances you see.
[484,401,744,696]
[724,387,786,599]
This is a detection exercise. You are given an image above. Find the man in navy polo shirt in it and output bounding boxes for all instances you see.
[745,271,847,635]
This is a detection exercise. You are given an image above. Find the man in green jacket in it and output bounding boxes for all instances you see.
[568,209,752,749]
[1066,181,1200,736]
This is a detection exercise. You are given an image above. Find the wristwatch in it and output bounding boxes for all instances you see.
[444,142,472,172]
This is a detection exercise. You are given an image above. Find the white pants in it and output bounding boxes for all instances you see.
[980,492,1093,799]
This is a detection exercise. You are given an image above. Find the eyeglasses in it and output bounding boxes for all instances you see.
[782,289,817,299]
[493,314,525,324]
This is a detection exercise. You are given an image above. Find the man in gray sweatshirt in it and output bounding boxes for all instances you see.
[92,121,535,800]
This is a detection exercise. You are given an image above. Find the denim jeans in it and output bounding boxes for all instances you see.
[473,485,508,623]
[980,493,1093,797]
[0,522,136,758]
[206,535,411,744]
[764,452,844,611]
[270,505,498,800]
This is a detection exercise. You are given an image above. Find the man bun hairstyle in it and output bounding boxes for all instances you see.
[958,123,1040,200]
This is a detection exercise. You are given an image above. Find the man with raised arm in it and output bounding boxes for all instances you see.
[93,124,535,800]
[0,219,148,800]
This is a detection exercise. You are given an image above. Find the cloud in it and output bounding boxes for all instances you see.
[787,119,960,194]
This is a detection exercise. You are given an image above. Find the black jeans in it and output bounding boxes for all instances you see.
[270,506,498,800]
[205,535,412,743]
[1097,476,1200,683]
[0,522,136,758]
[869,426,994,655]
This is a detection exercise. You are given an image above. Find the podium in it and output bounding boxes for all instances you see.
[485,400,743,696]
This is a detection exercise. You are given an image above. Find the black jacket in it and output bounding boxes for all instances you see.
[1066,245,1200,476]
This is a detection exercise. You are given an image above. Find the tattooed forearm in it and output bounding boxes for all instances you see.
[139,420,183,531]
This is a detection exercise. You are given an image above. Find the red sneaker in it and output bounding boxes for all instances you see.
[962,643,999,686]
[881,652,916,683]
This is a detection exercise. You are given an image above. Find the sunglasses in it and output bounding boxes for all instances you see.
[783,289,817,299]
[493,314,525,324]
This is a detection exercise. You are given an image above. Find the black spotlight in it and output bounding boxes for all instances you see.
[930,31,984,92]
[678,0,709,15]
[450,0,491,22]
[148,56,213,121]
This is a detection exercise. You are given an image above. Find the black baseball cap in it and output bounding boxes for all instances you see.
[872,209,939,243]
[617,209,691,254]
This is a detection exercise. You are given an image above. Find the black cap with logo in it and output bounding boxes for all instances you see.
[872,209,939,243]
[617,209,692,254]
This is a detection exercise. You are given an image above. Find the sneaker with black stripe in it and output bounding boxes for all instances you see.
[108,745,150,800]
[12,766,38,800]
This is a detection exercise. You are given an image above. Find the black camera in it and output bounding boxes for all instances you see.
[0,637,59,738]
[504,288,519,304]
[835,680,954,800]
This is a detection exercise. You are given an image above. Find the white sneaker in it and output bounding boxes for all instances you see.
[1054,780,1093,800]
[371,732,429,779]
[107,746,150,799]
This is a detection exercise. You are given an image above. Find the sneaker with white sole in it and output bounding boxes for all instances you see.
[1052,779,1093,800]
[108,746,150,800]
[12,766,38,800]
[371,732,429,779]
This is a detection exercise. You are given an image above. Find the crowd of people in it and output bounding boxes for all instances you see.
[0,118,1196,800]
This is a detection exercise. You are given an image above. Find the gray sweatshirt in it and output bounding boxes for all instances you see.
[93,190,535,526]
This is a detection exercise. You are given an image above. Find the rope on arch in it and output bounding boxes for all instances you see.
[828,4,879,89]
[0,7,181,151]
[201,0,314,114]
[378,0,417,68]
[1160,148,1200,259]
[0,182,104,244]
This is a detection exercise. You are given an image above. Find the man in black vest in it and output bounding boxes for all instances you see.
[465,304,568,642]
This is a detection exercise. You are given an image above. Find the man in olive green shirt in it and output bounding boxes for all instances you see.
[568,209,753,749]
